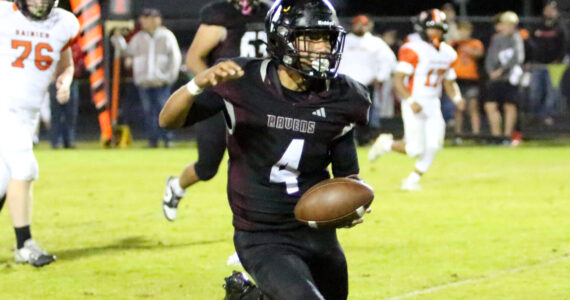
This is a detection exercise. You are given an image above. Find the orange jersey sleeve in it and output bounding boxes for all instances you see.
[398,46,419,69]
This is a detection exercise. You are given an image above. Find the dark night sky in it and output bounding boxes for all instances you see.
[332,0,546,16]
[76,0,555,19]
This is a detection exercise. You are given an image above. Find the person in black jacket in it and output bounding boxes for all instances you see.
[528,1,568,125]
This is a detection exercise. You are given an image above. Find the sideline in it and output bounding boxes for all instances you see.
[384,252,570,300]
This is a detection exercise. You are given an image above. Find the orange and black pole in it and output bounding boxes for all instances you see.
[70,0,113,146]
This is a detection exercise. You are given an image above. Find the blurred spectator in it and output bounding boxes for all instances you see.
[442,3,459,42]
[49,42,84,149]
[527,1,568,125]
[450,21,484,137]
[112,8,181,148]
[378,29,402,119]
[338,15,396,144]
[382,29,402,55]
[484,11,525,142]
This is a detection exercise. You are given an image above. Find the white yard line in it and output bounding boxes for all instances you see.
[384,253,570,300]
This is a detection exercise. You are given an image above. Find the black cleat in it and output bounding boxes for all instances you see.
[223,271,264,300]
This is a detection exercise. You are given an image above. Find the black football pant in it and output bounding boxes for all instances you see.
[234,227,348,300]
[194,112,226,181]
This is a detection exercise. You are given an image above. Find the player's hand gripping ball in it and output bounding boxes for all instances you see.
[295,177,374,229]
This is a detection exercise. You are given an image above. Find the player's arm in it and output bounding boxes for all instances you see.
[394,46,422,113]
[54,47,74,104]
[443,79,464,111]
[159,60,244,129]
[329,129,371,227]
[393,71,422,114]
[330,130,359,178]
[392,72,411,100]
[186,24,227,75]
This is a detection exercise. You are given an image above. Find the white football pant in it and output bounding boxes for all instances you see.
[401,98,445,174]
[0,108,40,182]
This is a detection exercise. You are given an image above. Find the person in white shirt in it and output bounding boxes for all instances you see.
[112,8,182,148]
[369,9,464,191]
[338,15,396,144]
[0,0,79,267]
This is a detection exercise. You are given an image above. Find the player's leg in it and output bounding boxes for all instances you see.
[369,100,423,161]
[3,112,55,267]
[193,113,227,181]
[406,107,445,190]
[162,113,227,221]
[0,158,10,213]
[401,101,431,191]
[234,231,327,300]
[6,153,55,267]
[308,241,348,300]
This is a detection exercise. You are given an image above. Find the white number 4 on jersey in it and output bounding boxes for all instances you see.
[270,139,304,194]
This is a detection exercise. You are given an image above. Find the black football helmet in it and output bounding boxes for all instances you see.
[16,0,59,21]
[265,0,346,79]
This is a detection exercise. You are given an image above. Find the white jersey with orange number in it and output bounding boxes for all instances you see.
[396,39,457,102]
[0,2,79,113]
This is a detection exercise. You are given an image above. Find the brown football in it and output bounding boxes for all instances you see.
[295,177,374,229]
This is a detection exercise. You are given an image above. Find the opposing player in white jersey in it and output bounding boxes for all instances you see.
[0,0,79,266]
[369,9,463,191]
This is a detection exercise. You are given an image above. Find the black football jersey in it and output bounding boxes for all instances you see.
[187,58,371,231]
[200,1,268,66]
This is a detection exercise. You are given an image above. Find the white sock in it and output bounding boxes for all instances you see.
[407,171,421,183]
[385,139,394,152]
[171,178,186,197]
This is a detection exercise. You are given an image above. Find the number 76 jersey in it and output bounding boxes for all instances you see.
[396,39,457,101]
[0,2,79,111]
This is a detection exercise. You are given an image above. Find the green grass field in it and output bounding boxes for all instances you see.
[1,142,569,299]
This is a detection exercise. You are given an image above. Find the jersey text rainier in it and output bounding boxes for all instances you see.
[0,2,79,111]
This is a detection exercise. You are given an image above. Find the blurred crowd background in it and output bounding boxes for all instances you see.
[39,0,570,146]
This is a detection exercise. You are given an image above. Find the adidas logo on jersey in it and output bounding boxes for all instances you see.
[312,108,326,118]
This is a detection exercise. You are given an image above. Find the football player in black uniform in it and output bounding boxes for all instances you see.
[162,0,269,222]
[160,0,371,299]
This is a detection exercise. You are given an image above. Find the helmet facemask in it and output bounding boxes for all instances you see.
[274,26,346,79]
[17,0,59,20]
